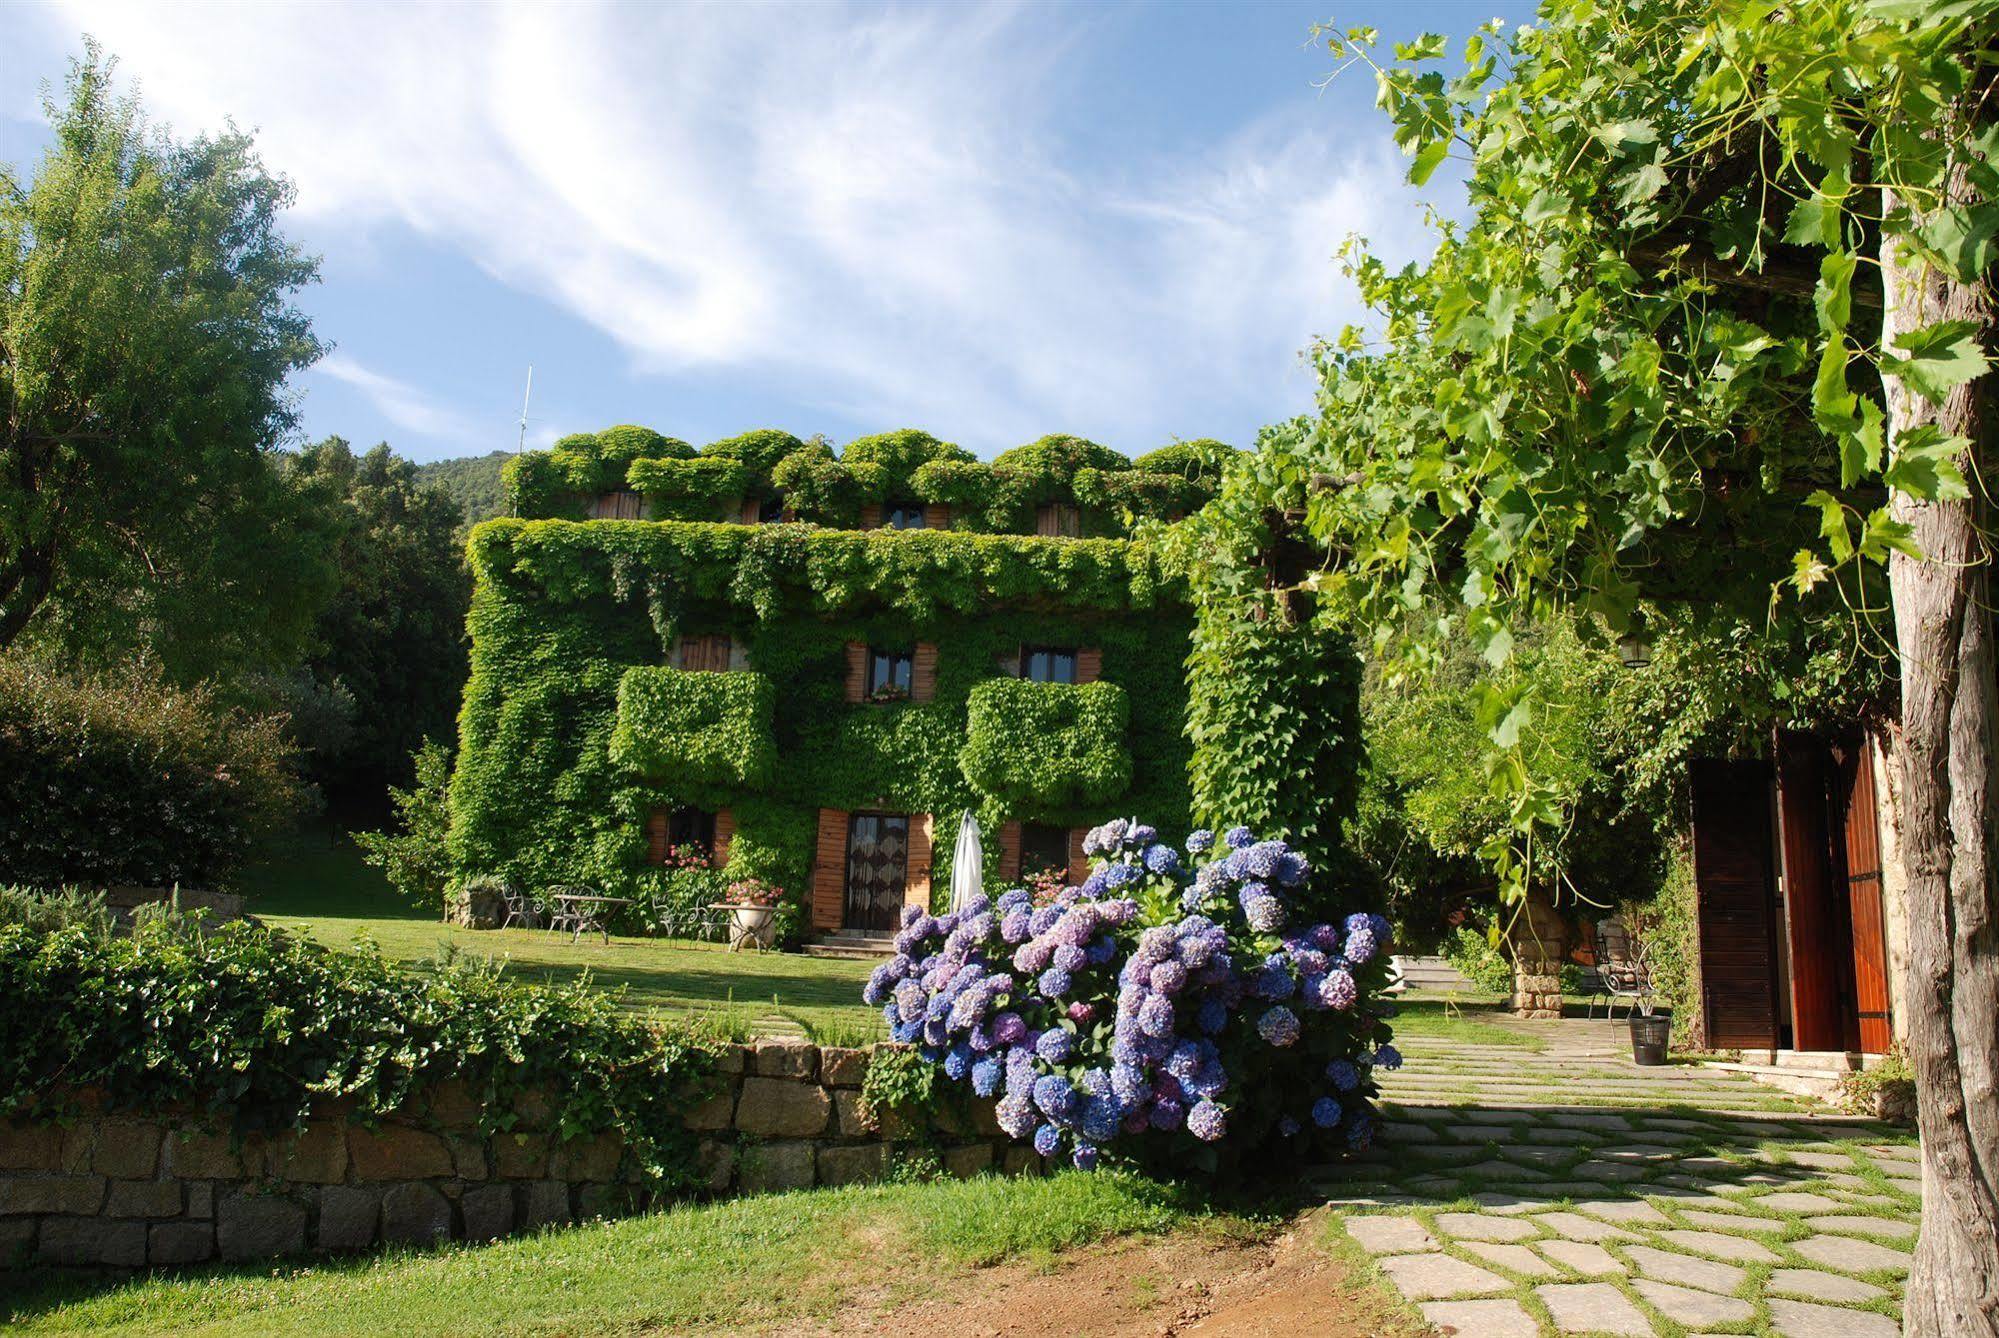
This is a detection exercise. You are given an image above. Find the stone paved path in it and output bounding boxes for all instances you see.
[1317,1016,1920,1336]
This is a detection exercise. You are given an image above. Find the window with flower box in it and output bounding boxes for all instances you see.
[866,648,913,702]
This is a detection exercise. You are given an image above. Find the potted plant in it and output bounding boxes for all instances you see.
[1628,999,1672,1065]
[713,877,784,952]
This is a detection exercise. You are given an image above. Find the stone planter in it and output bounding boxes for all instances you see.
[716,903,777,952]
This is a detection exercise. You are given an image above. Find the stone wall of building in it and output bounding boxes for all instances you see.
[0,1040,1016,1270]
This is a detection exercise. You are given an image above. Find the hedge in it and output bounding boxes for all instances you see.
[0,657,299,890]
[0,911,720,1186]
[610,666,776,790]
[959,679,1131,810]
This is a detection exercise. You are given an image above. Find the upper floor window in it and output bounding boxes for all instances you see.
[1020,646,1077,685]
[674,634,739,673]
[885,504,927,530]
[590,491,644,520]
[755,494,788,524]
[1035,502,1081,538]
[867,648,913,701]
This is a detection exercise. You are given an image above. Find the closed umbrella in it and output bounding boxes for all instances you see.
[949,811,984,912]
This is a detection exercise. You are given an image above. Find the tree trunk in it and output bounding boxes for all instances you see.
[1881,174,1999,1337]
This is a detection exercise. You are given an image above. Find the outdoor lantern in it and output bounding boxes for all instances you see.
[1616,629,1653,669]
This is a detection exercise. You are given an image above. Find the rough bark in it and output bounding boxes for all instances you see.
[1881,174,1999,1338]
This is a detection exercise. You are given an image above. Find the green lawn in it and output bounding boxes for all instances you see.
[0,1172,1224,1336]
[234,831,879,1039]
[1389,997,1546,1050]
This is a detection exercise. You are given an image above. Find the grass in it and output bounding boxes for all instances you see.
[234,830,878,1036]
[0,1171,1223,1336]
[1389,997,1548,1050]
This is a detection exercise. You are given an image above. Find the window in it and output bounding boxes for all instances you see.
[648,805,715,865]
[866,648,913,701]
[884,504,926,530]
[589,491,643,520]
[1018,823,1069,878]
[756,494,788,524]
[1035,502,1081,537]
[675,634,736,673]
[1019,646,1078,684]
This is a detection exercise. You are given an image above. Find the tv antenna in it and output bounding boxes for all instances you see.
[515,365,534,455]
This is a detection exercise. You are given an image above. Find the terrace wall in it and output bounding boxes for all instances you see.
[0,1040,1018,1270]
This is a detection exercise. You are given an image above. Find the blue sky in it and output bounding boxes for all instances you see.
[2,2,1537,464]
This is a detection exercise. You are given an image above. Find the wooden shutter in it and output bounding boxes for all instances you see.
[645,809,669,866]
[739,498,759,525]
[1776,731,1852,1051]
[912,644,938,702]
[997,820,1022,883]
[1692,758,1780,1049]
[1838,734,1894,1053]
[1067,828,1090,884]
[713,809,736,867]
[844,643,867,703]
[859,503,883,530]
[812,809,850,931]
[923,503,951,530]
[1075,648,1102,685]
[904,814,933,912]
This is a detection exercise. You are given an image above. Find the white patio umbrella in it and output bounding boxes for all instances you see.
[949,811,984,912]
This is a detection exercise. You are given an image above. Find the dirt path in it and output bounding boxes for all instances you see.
[784,1210,1429,1338]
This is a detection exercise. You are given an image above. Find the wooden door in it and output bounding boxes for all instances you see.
[1835,735,1894,1053]
[1691,758,1781,1049]
[1776,731,1854,1051]
[843,813,908,933]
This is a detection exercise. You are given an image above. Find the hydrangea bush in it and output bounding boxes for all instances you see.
[862,820,1399,1174]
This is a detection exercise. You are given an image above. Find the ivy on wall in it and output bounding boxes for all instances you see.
[503,426,1237,536]
[959,680,1131,811]
[449,519,1195,924]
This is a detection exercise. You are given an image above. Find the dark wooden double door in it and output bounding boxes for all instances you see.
[843,813,908,934]
[1691,731,1892,1053]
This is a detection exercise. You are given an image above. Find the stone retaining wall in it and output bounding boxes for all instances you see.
[1,1040,1015,1270]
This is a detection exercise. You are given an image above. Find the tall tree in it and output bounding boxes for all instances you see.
[284,437,471,811]
[0,43,326,672]
[1191,5,1995,1328]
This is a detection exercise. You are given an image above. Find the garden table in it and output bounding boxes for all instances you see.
[546,892,631,945]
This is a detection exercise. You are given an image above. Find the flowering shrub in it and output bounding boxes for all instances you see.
[862,819,1398,1174]
[724,876,784,908]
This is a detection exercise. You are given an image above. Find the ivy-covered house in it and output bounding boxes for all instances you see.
[448,426,1230,941]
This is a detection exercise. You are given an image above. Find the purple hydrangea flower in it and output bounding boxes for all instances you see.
[1000,909,1032,944]
[996,888,1032,914]
[1038,966,1073,997]
[1317,969,1358,1011]
[1257,1006,1301,1047]
[1035,1028,1075,1063]
[1052,943,1087,973]
[1253,963,1295,1000]
[1374,1044,1403,1071]
[1343,925,1379,964]
[1150,960,1188,995]
[1029,905,1062,936]
[1149,1097,1185,1130]
[1186,1100,1227,1142]
[992,1012,1027,1045]
[901,904,924,928]
[1243,895,1285,933]
[1111,1063,1149,1105]
[1195,999,1228,1034]
[1245,841,1285,879]
[1032,1074,1078,1118]
[1138,994,1175,1038]
[1224,826,1254,849]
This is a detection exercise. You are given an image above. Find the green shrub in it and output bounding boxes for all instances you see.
[0,886,115,940]
[0,657,299,890]
[356,739,455,913]
[0,913,720,1184]
[1441,923,1516,994]
[627,456,752,520]
[959,679,1130,811]
[610,667,776,791]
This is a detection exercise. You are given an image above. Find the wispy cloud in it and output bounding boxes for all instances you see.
[46,0,1438,454]
[316,353,474,443]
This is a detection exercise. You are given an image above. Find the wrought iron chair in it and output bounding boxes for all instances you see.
[497,879,537,931]
[1589,917,1654,1020]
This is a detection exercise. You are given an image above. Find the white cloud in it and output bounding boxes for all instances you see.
[44,0,1438,453]
[315,353,474,443]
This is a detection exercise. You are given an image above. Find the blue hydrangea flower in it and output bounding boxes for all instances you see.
[1185,828,1215,854]
[1311,1096,1342,1128]
[1317,969,1357,1011]
[1143,843,1180,875]
[1257,1006,1301,1047]
[1252,962,1295,1000]
[1245,841,1285,879]
[1071,1141,1100,1171]
[1346,1111,1375,1150]
[1279,1115,1301,1137]
[1111,1063,1149,1105]
[1186,1099,1227,1142]
[1195,999,1228,1034]
[1038,966,1073,997]
[1243,895,1285,933]
[944,1045,973,1081]
[1085,935,1118,965]
[1029,905,1062,936]
[1343,924,1379,964]
[1032,1074,1078,1118]
[1079,1099,1120,1142]
[1138,994,1175,1037]
[971,1057,1003,1096]
[1325,1059,1360,1092]
[1033,1123,1062,1157]
[1224,826,1254,849]
[1035,1028,1075,1063]
[997,888,1032,915]
[1051,943,1087,973]
[1374,1044,1403,1071]
[1103,861,1140,889]
[1150,960,1188,995]
[1148,1097,1185,1130]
